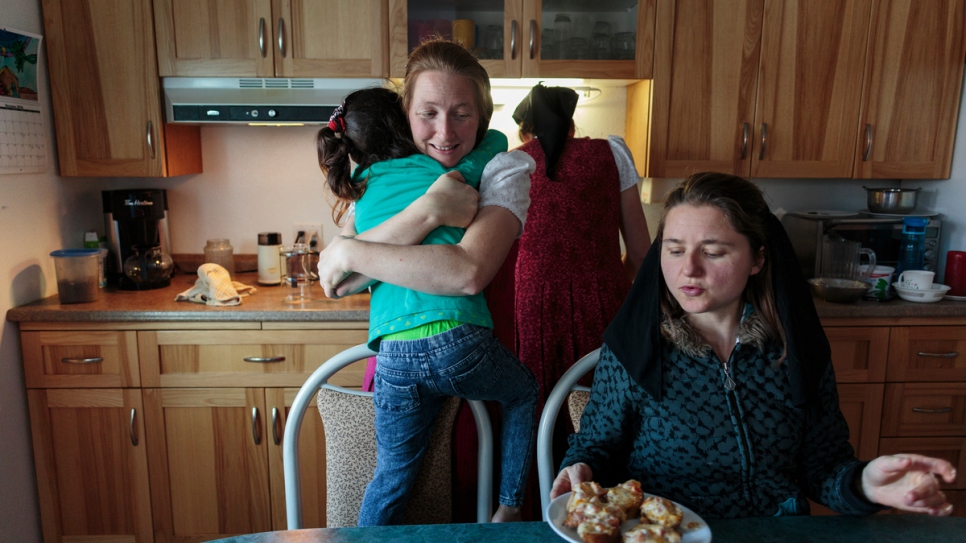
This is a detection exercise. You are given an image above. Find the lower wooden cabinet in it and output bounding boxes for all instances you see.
[27,388,153,543]
[20,321,367,542]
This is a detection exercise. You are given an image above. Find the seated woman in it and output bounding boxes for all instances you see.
[552,172,957,517]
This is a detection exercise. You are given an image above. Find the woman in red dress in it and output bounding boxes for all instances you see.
[510,83,651,405]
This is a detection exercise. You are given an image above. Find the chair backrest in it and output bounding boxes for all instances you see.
[318,390,460,527]
[283,344,494,529]
[536,347,600,521]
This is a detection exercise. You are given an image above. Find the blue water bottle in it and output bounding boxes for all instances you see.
[896,217,928,276]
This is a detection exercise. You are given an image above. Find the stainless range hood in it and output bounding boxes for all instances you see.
[162,77,386,125]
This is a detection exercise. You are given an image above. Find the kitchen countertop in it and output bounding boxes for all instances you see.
[6,272,370,323]
[8,271,966,323]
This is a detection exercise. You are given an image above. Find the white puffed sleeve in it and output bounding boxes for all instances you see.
[608,135,642,192]
[479,150,535,238]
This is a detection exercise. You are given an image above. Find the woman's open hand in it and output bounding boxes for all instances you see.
[550,463,594,500]
[861,453,957,515]
[418,171,479,229]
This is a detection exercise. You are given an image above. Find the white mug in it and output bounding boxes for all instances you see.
[898,270,935,290]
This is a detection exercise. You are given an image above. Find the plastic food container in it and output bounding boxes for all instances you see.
[50,249,101,303]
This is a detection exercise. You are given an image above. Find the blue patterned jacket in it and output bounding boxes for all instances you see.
[561,313,885,518]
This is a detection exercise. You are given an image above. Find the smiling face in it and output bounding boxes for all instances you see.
[407,70,481,168]
[660,204,765,322]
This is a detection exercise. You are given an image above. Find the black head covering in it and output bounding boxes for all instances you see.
[602,213,831,408]
[512,83,578,180]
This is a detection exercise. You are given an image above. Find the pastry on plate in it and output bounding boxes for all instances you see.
[622,522,682,543]
[640,496,683,528]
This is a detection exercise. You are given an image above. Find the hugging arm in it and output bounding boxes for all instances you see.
[320,171,480,297]
[320,151,534,297]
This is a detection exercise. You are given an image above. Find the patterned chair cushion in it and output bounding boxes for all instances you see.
[567,390,591,432]
[317,391,460,527]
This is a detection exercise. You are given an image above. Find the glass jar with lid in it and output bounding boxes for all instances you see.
[204,238,235,278]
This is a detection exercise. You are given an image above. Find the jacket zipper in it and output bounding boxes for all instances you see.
[722,343,754,488]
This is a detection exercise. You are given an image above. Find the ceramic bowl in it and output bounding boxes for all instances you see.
[808,278,869,303]
[892,282,951,303]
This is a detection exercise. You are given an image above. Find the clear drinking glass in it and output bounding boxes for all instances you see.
[485,25,503,60]
[280,243,313,303]
[611,32,636,60]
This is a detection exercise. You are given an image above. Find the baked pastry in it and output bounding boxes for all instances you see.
[606,479,644,518]
[622,522,682,543]
[640,496,683,528]
[576,515,623,543]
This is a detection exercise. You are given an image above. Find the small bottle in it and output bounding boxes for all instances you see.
[896,217,928,276]
[204,238,235,278]
[257,232,282,285]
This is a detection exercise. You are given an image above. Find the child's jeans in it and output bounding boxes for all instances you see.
[357,324,538,526]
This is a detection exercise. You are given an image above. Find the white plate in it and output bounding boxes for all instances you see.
[945,294,966,301]
[788,210,859,219]
[860,210,939,218]
[546,491,712,543]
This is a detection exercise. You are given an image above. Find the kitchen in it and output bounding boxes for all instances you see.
[3,0,966,541]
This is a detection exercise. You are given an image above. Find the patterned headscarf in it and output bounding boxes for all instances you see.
[512,83,578,180]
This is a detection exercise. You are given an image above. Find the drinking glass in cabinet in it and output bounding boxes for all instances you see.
[484,25,503,60]
[612,32,635,60]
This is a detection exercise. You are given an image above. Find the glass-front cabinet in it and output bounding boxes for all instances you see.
[389,0,655,79]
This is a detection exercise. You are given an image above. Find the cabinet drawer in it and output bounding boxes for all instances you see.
[881,383,966,437]
[878,437,966,490]
[887,326,966,381]
[21,331,140,388]
[825,327,889,383]
[139,329,369,387]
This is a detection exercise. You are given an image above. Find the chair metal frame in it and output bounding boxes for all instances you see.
[283,343,494,528]
[536,347,600,520]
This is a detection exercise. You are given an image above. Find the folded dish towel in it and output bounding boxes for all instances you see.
[175,263,257,306]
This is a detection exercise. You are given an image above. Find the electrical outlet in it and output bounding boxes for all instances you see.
[293,222,323,249]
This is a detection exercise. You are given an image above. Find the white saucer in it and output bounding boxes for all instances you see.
[860,209,939,218]
[945,294,966,301]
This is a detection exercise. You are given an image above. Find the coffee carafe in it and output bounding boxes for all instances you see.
[102,189,174,290]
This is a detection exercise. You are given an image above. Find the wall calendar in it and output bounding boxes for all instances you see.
[0,26,46,175]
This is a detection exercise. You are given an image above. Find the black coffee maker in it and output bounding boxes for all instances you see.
[102,189,174,290]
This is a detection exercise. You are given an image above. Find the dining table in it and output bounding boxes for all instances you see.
[206,515,966,543]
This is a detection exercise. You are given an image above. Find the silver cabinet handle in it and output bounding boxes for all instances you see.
[130,408,139,446]
[277,18,286,58]
[863,123,872,161]
[510,20,517,60]
[146,121,155,159]
[758,122,767,160]
[259,17,267,58]
[252,407,261,445]
[272,407,281,446]
[912,407,953,414]
[917,351,959,358]
[740,122,750,159]
[61,357,103,364]
[243,356,286,363]
[529,20,535,60]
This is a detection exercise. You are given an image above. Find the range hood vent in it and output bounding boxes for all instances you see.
[162,77,386,125]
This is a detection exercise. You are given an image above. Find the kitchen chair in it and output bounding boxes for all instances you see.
[283,343,494,529]
[536,347,600,520]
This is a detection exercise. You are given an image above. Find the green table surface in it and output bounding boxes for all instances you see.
[207,516,966,543]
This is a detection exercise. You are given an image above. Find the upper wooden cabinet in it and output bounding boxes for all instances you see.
[648,0,872,179]
[40,0,202,177]
[154,0,389,78]
[853,0,966,179]
[389,0,655,79]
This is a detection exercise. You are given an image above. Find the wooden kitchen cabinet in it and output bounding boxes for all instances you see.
[20,321,368,542]
[389,0,655,79]
[138,328,366,541]
[27,388,153,543]
[40,0,202,177]
[154,0,389,78]
[648,0,872,179]
[853,0,966,179]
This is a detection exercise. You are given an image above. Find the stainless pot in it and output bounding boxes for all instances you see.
[863,186,920,214]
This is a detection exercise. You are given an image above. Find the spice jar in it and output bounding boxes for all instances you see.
[204,238,235,278]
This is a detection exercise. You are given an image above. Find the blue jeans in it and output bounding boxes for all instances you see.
[357,324,538,526]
